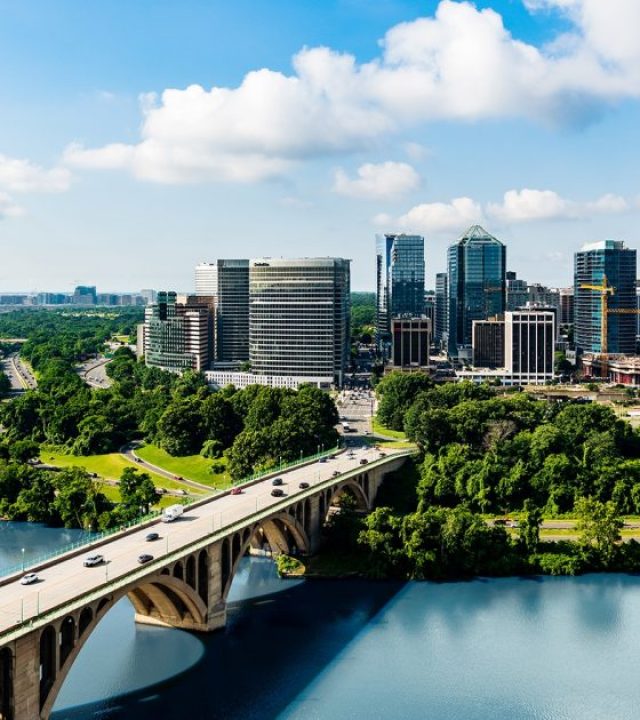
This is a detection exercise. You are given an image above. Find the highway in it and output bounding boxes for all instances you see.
[79,357,112,389]
[0,353,36,391]
[0,445,399,634]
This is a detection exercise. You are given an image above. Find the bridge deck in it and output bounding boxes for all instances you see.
[0,446,409,642]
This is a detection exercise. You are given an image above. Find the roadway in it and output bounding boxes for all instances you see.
[120,442,211,493]
[79,357,112,389]
[336,389,376,437]
[0,445,398,633]
[0,353,36,391]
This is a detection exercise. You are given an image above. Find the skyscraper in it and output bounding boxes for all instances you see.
[195,260,250,362]
[435,272,448,345]
[249,258,350,386]
[447,225,506,360]
[574,240,637,354]
[376,234,425,350]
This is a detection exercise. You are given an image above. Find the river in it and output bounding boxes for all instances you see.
[2,522,640,719]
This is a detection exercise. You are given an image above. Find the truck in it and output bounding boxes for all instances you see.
[162,504,185,523]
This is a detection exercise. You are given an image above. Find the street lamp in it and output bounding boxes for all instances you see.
[21,548,25,572]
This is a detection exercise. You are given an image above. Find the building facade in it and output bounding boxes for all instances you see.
[144,291,213,372]
[434,272,448,345]
[472,318,505,368]
[447,225,506,360]
[195,260,250,362]
[504,310,555,383]
[249,258,350,386]
[574,240,637,354]
[391,317,431,368]
[376,234,425,350]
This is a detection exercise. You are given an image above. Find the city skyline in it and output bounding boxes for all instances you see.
[1,0,639,292]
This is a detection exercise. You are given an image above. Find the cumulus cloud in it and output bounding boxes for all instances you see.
[397,197,484,233]
[0,192,24,219]
[389,187,630,233]
[333,161,419,200]
[487,188,628,222]
[64,0,640,185]
[0,154,71,193]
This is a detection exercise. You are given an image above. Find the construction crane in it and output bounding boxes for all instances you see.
[580,275,640,379]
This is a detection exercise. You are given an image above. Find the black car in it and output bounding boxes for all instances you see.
[138,554,154,564]
[359,458,369,465]
[145,532,159,542]
[272,477,284,486]
[299,481,310,489]
[271,488,285,497]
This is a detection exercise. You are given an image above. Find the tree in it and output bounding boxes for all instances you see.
[52,467,111,530]
[119,467,156,517]
[575,497,623,565]
[519,499,542,553]
[156,398,205,455]
[0,369,10,397]
[375,371,433,431]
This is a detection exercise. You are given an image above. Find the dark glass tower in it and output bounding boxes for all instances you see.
[447,225,506,359]
[574,240,637,354]
[435,272,448,344]
[375,234,425,350]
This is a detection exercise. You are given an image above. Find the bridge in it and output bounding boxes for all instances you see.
[0,446,409,720]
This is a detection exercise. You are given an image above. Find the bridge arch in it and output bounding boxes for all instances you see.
[221,512,310,601]
[326,479,370,518]
[39,574,208,719]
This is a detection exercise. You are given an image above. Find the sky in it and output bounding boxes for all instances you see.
[0,0,639,293]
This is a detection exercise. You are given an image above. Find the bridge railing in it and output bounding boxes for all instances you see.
[0,443,342,580]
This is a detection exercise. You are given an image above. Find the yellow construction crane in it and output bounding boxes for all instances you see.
[580,275,640,378]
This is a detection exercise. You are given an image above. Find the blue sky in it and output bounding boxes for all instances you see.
[0,0,639,292]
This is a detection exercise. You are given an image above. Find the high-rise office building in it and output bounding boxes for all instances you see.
[447,225,506,360]
[249,258,350,386]
[195,263,218,296]
[435,272,448,345]
[376,234,425,349]
[392,317,431,368]
[140,289,157,305]
[559,287,574,326]
[195,260,250,362]
[506,275,528,311]
[144,291,213,372]
[574,240,637,354]
[472,318,505,368]
[73,286,97,305]
[505,310,555,382]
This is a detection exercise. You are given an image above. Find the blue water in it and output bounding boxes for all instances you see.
[3,523,640,719]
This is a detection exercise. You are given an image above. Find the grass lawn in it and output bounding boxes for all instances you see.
[135,444,232,489]
[371,418,407,440]
[41,449,199,494]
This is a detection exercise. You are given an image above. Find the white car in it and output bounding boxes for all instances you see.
[83,554,105,567]
[20,573,39,585]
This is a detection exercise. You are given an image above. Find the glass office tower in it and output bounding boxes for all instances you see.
[376,234,425,350]
[447,225,506,360]
[574,240,636,354]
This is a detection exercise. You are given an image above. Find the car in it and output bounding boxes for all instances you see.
[272,477,284,486]
[83,553,104,567]
[332,470,340,478]
[299,481,310,489]
[318,457,327,463]
[138,554,154,564]
[134,457,143,463]
[230,487,243,495]
[20,573,39,585]
[364,430,371,435]
[145,532,159,542]
[359,458,369,465]
[271,488,285,497]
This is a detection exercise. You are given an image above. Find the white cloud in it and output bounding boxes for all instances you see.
[0,154,71,193]
[373,212,394,227]
[0,192,24,219]
[487,188,628,222]
[333,161,419,200]
[397,197,484,233]
[63,0,640,185]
